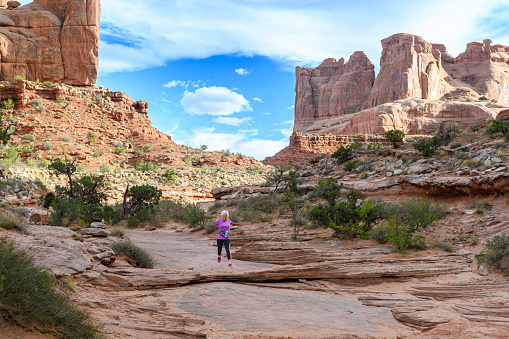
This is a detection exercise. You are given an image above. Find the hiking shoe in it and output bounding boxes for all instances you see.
[228,262,233,269]
[217,255,221,263]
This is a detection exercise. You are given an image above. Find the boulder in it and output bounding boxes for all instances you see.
[80,227,111,237]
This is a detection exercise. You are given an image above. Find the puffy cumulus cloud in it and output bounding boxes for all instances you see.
[213,116,252,126]
[180,86,252,116]
[99,0,502,74]
[172,127,287,160]
[235,68,249,76]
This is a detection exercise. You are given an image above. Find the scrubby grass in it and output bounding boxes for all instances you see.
[0,240,103,338]
[468,199,493,214]
[431,239,455,252]
[475,234,509,275]
[0,207,28,234]
[110,241,154,268]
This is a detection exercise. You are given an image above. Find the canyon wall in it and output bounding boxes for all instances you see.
[0,0,100,85]
[294,33,509,135]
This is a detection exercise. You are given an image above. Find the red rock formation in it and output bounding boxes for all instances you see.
[366,33,451,109]
[294,52,375,132]
[0,0,100,85]
[443,39,509,104]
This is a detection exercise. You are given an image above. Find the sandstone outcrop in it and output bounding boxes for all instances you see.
[292,33,509,138]
[0,0,100,85]
[294,52,375,128]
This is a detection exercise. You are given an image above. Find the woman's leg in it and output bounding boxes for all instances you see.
[224,239,231,261]
[217,239,223,256]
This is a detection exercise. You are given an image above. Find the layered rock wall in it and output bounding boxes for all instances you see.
[365,33,451,108]
[294,51,375,129]
[294,33,509,135]
[0,0,100,85]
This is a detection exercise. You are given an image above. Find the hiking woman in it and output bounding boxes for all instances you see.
[210,210,242,269]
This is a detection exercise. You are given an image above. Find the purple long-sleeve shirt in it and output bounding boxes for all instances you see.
[215,218,231,239]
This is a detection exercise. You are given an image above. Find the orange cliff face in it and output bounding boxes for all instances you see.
[0,0,100,85]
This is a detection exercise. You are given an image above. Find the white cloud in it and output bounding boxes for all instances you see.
[238,129,258,136]
[261,112,271,115]
[163,80,202,89]
[235,68,249,76]
[99,0,503,74]
[287,105,295,110]
[180,86,252,116]
[172,127,287,160]
[253,97,264,103]
[213,116,252,126]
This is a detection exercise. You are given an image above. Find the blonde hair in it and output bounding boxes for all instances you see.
[221,210,229,218]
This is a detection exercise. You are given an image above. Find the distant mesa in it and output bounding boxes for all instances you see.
[0,0,100,85]
[294,33,509,136]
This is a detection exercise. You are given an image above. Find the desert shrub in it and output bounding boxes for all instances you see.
[331,145,353,163]
[0,240,103,337]
[134,160,158,172]
[486,117,509,137]
[113,147,125,155]
[87,132,96,144]
[384,198,448,253]
[369,222,390,244]
[281,191,308,239]
[48,194,81,226]
[412,136,441,157]
[60,135,71,143]
[123,184,162,227]
[110,241,154,268]
[185,203,209,228]
[468,198,493,214]
[343,159,359,172]
[309,178,388,238]
[384,130,405,148]
[450,142,463,149]
[109,226,126,238]
[431,240,455,252]
[0,208,28,233]
[161,168,177,185]
[263,165,300,193]
[475,234,509,275]
[3,98,14,110]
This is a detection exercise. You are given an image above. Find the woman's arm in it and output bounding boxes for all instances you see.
[231,222,243,226]
[209,221,219,227]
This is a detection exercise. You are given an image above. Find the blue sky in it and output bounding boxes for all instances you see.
[20,0,509,159]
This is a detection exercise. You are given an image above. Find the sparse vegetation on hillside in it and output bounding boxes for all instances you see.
[110,241,154,268]
[383,129,405,148]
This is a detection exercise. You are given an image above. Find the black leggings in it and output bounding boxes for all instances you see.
[217,239,231,260]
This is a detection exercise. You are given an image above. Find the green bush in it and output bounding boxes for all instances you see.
[110,241,154,268]
[369,222,390,244]
[487,117,509,136]
[343,159,359,172]
[385,198,447,253]
[134,160,158,172]
[475,234,509,275]
[412,136,441,157]
[0,240,103,337]
[331,145,352,163]
[161,168,177,185]
[3,98,15,110]
[468,199,493,214]
[309,178,388,238]
[384,130,405,148]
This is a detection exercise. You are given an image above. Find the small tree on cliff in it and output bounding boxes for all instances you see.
[383,130,405,148]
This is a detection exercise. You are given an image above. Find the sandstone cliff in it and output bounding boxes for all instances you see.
[0,0,100,85]
[294,33,509,135]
